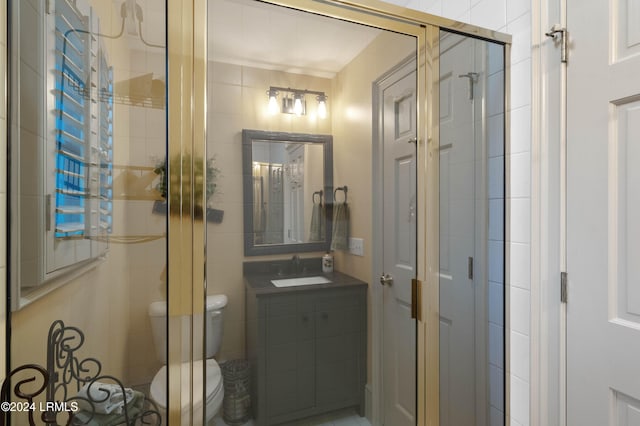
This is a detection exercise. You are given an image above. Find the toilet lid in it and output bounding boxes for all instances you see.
[150,359,223,411]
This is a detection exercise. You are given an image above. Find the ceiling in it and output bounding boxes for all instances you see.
[207,0,382,78]
[119,0,384,79]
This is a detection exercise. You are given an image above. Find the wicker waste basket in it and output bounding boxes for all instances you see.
[221,359,251,425]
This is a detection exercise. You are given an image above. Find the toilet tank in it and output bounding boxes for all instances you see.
[148,295,228,364]
[205,295,228,358]
[148,301,169,364]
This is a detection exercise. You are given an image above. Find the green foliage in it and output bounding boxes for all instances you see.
[154,155,221,214]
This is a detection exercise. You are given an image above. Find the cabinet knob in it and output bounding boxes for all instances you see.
[321,312,328,320]
[302,315,309,322]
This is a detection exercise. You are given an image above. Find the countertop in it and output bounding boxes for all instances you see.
[244,270,367,296]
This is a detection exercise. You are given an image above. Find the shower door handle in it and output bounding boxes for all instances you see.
[458,72,479,100]
[380,273,394,286]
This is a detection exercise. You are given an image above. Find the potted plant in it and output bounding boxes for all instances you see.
[153,155,224,223]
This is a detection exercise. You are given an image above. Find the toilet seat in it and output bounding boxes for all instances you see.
[149,359,224,417]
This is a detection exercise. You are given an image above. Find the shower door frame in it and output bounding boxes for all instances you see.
[167,0,208,424]
[167,0,511,424]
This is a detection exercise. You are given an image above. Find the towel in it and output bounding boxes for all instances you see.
[75,381,135,415]
[309,203,325,242]
[71,390,146,426]
[330,202,349,251]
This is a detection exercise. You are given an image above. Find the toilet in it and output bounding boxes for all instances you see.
[148,295,228,423]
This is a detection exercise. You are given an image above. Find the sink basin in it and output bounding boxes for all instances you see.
[271,276,332,287]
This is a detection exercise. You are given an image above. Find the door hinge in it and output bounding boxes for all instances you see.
[468,256,474,280]
[560,271,568,303]
[411,278,422,321]
[545,25,568,63]
[46,0,53,14]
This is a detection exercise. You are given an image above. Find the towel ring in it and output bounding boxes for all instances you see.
[313,190,323,204]
[334,186,348,203]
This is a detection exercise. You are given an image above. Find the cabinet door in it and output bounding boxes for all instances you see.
[265,294,315,417]
[315,290,363,406]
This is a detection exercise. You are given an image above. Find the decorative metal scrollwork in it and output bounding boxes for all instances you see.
[0,364,49,426]
[1,321,161,425]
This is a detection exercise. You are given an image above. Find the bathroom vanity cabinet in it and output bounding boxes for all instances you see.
[245,271,367,426]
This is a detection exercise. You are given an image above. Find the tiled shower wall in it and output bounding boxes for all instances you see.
[382,1,533,425]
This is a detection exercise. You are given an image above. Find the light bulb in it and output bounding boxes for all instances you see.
[317,99,327,119]
[268,95,279,115]
[316,94,328,119]
[293,94,303,116]
[267,89,279,115]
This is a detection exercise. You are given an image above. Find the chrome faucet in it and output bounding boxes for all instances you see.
[291,255,301,274]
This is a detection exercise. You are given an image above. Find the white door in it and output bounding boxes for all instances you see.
[567,1,640,424]
[438,33,479,426]
[381,60,417,426]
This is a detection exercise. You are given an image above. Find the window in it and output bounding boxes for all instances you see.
[47,0,113,271]
[11,0,113,294]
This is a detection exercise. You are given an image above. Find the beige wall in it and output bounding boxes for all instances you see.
[331,32,415,281]
[331,31,416,382]
[207,61,332,361]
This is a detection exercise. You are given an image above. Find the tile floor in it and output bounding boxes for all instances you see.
[214,408,371,426]
[135,383,370,426]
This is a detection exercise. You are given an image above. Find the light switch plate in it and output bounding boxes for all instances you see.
[349,237,364,256]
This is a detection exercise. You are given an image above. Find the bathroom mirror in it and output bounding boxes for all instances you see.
[242,130,333,256]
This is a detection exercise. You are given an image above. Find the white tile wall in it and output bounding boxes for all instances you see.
[510,198,531,243]
[420,0,442,15]
[510,242,531,290]
[511,375,531,426]
[507,0,530,23]
[511,330,530,381]
[510,152,531,198]
[510,287,531,335]
[508,12,532,65]
[510,105,532,154]
[471,0,507,31]
[443,0,471,21]
[379,0,533,424]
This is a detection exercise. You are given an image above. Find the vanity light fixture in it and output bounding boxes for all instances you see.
[266,86,328,118]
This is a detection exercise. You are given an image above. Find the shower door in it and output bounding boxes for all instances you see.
[206,0,425,425]
[202,1,509,425]
[437,30,506,426]
[4,0,208,424]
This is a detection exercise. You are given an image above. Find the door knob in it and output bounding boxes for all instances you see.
[379,273,394,286]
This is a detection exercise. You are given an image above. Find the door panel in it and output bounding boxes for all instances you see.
[567,1,640,424]
[382,60,417,426]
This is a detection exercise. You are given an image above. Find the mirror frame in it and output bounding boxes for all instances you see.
[242,129,333,256]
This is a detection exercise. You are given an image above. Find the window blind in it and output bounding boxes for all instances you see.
[53,0,112,240]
